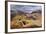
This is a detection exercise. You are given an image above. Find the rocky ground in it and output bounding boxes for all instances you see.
[11,10,42,29]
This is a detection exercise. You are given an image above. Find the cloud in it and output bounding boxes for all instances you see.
[10,5,42,13]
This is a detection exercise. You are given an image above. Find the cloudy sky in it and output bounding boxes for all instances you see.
[10,5,42,13]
